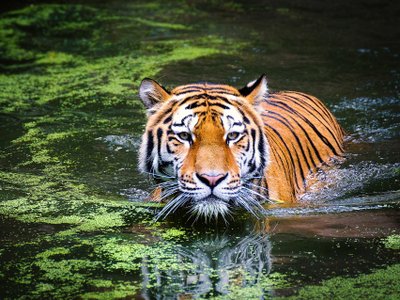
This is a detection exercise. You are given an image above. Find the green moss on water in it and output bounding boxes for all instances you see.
[36,51,82,65]
[0,1,249,298]
[36,247,70,259]
[35,258,99,282]
[94,236,195,274]
[0,0,241,232]
[80,283,138,300]
[207,272,288,300]
[0,170,151,235]
[159,227,186,240]
[280,264,400,300]
[383,234,400,250]
[1,230,198,297]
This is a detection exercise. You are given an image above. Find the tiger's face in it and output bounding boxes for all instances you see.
[138,75,269,220]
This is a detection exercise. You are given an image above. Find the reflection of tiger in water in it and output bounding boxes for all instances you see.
[138,75,344,220]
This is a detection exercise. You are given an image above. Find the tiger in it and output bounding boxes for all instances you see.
[138,74,345,220]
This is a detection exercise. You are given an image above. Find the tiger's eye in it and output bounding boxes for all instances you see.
[178,132,191,141]
[227,132,240,140]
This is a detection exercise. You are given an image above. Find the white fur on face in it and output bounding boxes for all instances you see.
[190,196,230,221]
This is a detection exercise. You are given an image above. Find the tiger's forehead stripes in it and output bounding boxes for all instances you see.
[171,83,241,96]
[170,99,251,143]
[172,99,228,127]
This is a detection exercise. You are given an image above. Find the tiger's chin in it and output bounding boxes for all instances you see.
[189,196,230,221]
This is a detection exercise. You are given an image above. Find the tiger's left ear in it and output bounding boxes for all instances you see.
[139,78,171,111]
[239,74,268,105]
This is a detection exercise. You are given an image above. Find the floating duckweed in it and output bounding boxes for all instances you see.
[0,1,251,299]
[35,259,99,281]
[0,170,153,233]
[280,264,400,300]
[200,272,288,300]
[36,51,82,65]
[36,247,71,259]
[160,228,186,240]
[94,236,196,273]
[75,212,125,232]
[81,282,138,300]
[34,283,55,293]
[383,234,400,250]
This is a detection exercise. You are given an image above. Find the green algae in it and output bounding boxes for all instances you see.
[94,236,196,275]
[159,227,187,240]
[383,234,400,250]
[0,0,241,232]
[207,272,288,300]
[2,1,397,299]
[80,283,138,300]
[0,2,247,298]
[2,233,198,298]
[35,247,70,259]
[281,264,400,300]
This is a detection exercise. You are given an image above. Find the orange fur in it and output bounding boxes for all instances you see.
[139,76,344,210]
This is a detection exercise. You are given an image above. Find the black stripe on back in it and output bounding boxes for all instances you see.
[276,94,343,152]
[264,129,294,187]
[290,92,339,129]
[264,123,304,190]
[264,112,313,173]
[265,110,324,165]
[267,100,341,156]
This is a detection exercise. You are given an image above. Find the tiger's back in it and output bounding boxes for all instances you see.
[261,91,344,202]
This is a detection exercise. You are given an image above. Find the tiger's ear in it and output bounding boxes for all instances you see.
[239,74,268,105]
[139,78,170,110]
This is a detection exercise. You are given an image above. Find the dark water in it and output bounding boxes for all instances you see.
[0,0,399,299]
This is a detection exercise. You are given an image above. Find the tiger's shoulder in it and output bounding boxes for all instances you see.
[260,91,345,202]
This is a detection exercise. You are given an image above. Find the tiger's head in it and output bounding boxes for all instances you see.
[138,75,270,220]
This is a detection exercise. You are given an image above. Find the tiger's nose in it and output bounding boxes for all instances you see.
[196,173,228,188]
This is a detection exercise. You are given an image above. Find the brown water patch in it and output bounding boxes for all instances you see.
[269,209,400,238]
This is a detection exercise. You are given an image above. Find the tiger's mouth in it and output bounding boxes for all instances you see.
[154,187,267,222]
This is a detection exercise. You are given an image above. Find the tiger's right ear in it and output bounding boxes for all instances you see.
[239,74,268,106]
[139,78,170,110]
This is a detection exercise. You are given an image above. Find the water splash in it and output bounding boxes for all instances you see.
[97,134,140,152]
[333,97,400,143]
[302,161,400,202]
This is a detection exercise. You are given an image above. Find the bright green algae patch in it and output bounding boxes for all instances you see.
[383,235,400,250]
[281,264,400,300]
[1,234,191,298]
[0,2,244,298]
[205,273,288,300]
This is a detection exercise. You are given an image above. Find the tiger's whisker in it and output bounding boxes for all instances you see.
[142,170,175,179]
[241,186,274,204]
[245,182,269,192]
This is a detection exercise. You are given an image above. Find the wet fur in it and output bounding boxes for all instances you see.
[138,75,344,220]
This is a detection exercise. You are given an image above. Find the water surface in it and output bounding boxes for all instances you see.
[0,0,399,298]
